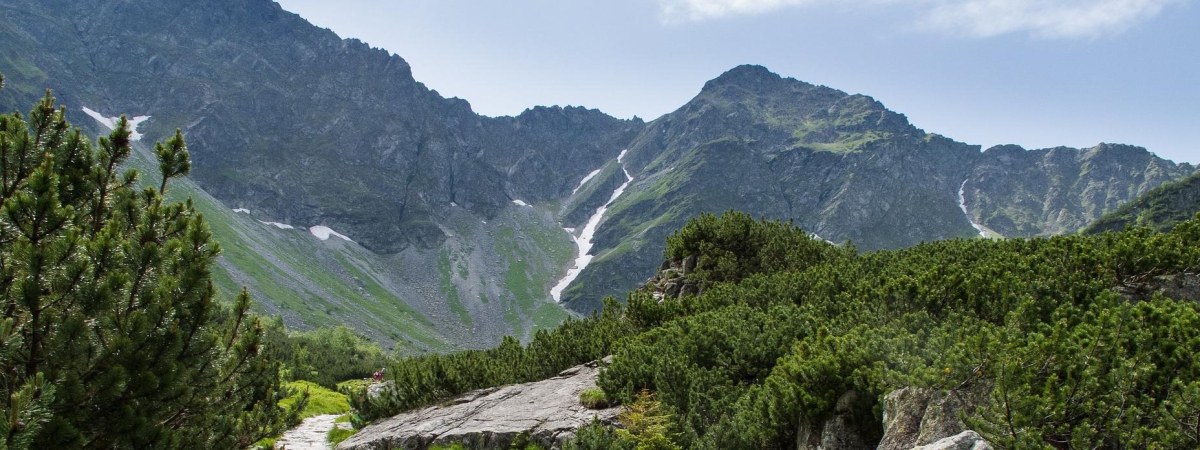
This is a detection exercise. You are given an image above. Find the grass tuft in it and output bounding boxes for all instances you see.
[327,424,357,445]
[579,388,610,409]
[280,380,351,418]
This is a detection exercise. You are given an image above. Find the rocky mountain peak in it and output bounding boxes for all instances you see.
[703,64,785,89]
[685,64,916,140]
[1083,142,1152,159]
[982,144,1029,156]
[698,64,841,105]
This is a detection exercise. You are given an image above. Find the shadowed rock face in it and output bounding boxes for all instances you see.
[336,362,619,450]
[0,0,644,255]
[797,391,879,450]
[0,0,643,348]
[793,387,991,450]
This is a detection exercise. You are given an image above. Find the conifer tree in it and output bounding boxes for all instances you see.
[0,82,292,448]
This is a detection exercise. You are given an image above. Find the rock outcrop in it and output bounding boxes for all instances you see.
[878,387,990,450]
[367,380,395,400]
[911,431,990,450]
[796,391,879,450]
[336,361,619,450]
[641,255,701,302]
[1116,273,1200,304]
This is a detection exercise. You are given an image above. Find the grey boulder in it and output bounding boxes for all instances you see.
[336,361,619,450]
[911,431,990,450]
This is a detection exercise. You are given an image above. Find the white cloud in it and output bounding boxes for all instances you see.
[657,0,1186,39]
[923,0,1184,39]
[657,0,819,22]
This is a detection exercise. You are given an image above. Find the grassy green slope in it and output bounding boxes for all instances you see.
[118,128,578,352]
[144,142,578,350]
[119,136,454,352]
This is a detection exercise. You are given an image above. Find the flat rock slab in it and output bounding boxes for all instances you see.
[337,362,620,450]
[277,414,340,450]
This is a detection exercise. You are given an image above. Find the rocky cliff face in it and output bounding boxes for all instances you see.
[0,0,644,254]
[557,66,1194,312]
[3,0,1192,336]
[1084,171,1200,234]
[968,143,1190,237]
[0,0,641,346]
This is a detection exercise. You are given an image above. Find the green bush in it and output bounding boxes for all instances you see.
[614,391,680,450]
[663,211,850,288]
[263,322,394,389]
[563,419,631,450]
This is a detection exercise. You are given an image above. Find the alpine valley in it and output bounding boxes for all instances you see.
[1,0,1193,352]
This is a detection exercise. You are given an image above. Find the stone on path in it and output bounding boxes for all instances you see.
[276,414,341,450]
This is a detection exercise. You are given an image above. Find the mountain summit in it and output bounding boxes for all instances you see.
[556,67,1194,310]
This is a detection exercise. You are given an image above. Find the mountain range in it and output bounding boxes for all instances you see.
[1084,171,1200,234]
[1,0,1193,348]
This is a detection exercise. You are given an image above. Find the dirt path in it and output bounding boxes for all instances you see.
[275,414,340,450]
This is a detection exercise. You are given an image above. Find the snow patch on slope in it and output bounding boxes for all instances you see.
[259,221,295,230]
[958,179,988,238]
[571,168,603,196]
[512,199,531,207]
[550,150,634,302]
[310,225,353,242]
[81,107,151,141]
[232,208,250,214]
[810,232,834,245]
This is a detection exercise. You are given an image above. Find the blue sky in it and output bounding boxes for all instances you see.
[273,0,1199,164]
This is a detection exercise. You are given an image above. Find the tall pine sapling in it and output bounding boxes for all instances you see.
[154,129,189,194]
[0,78,294,449]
